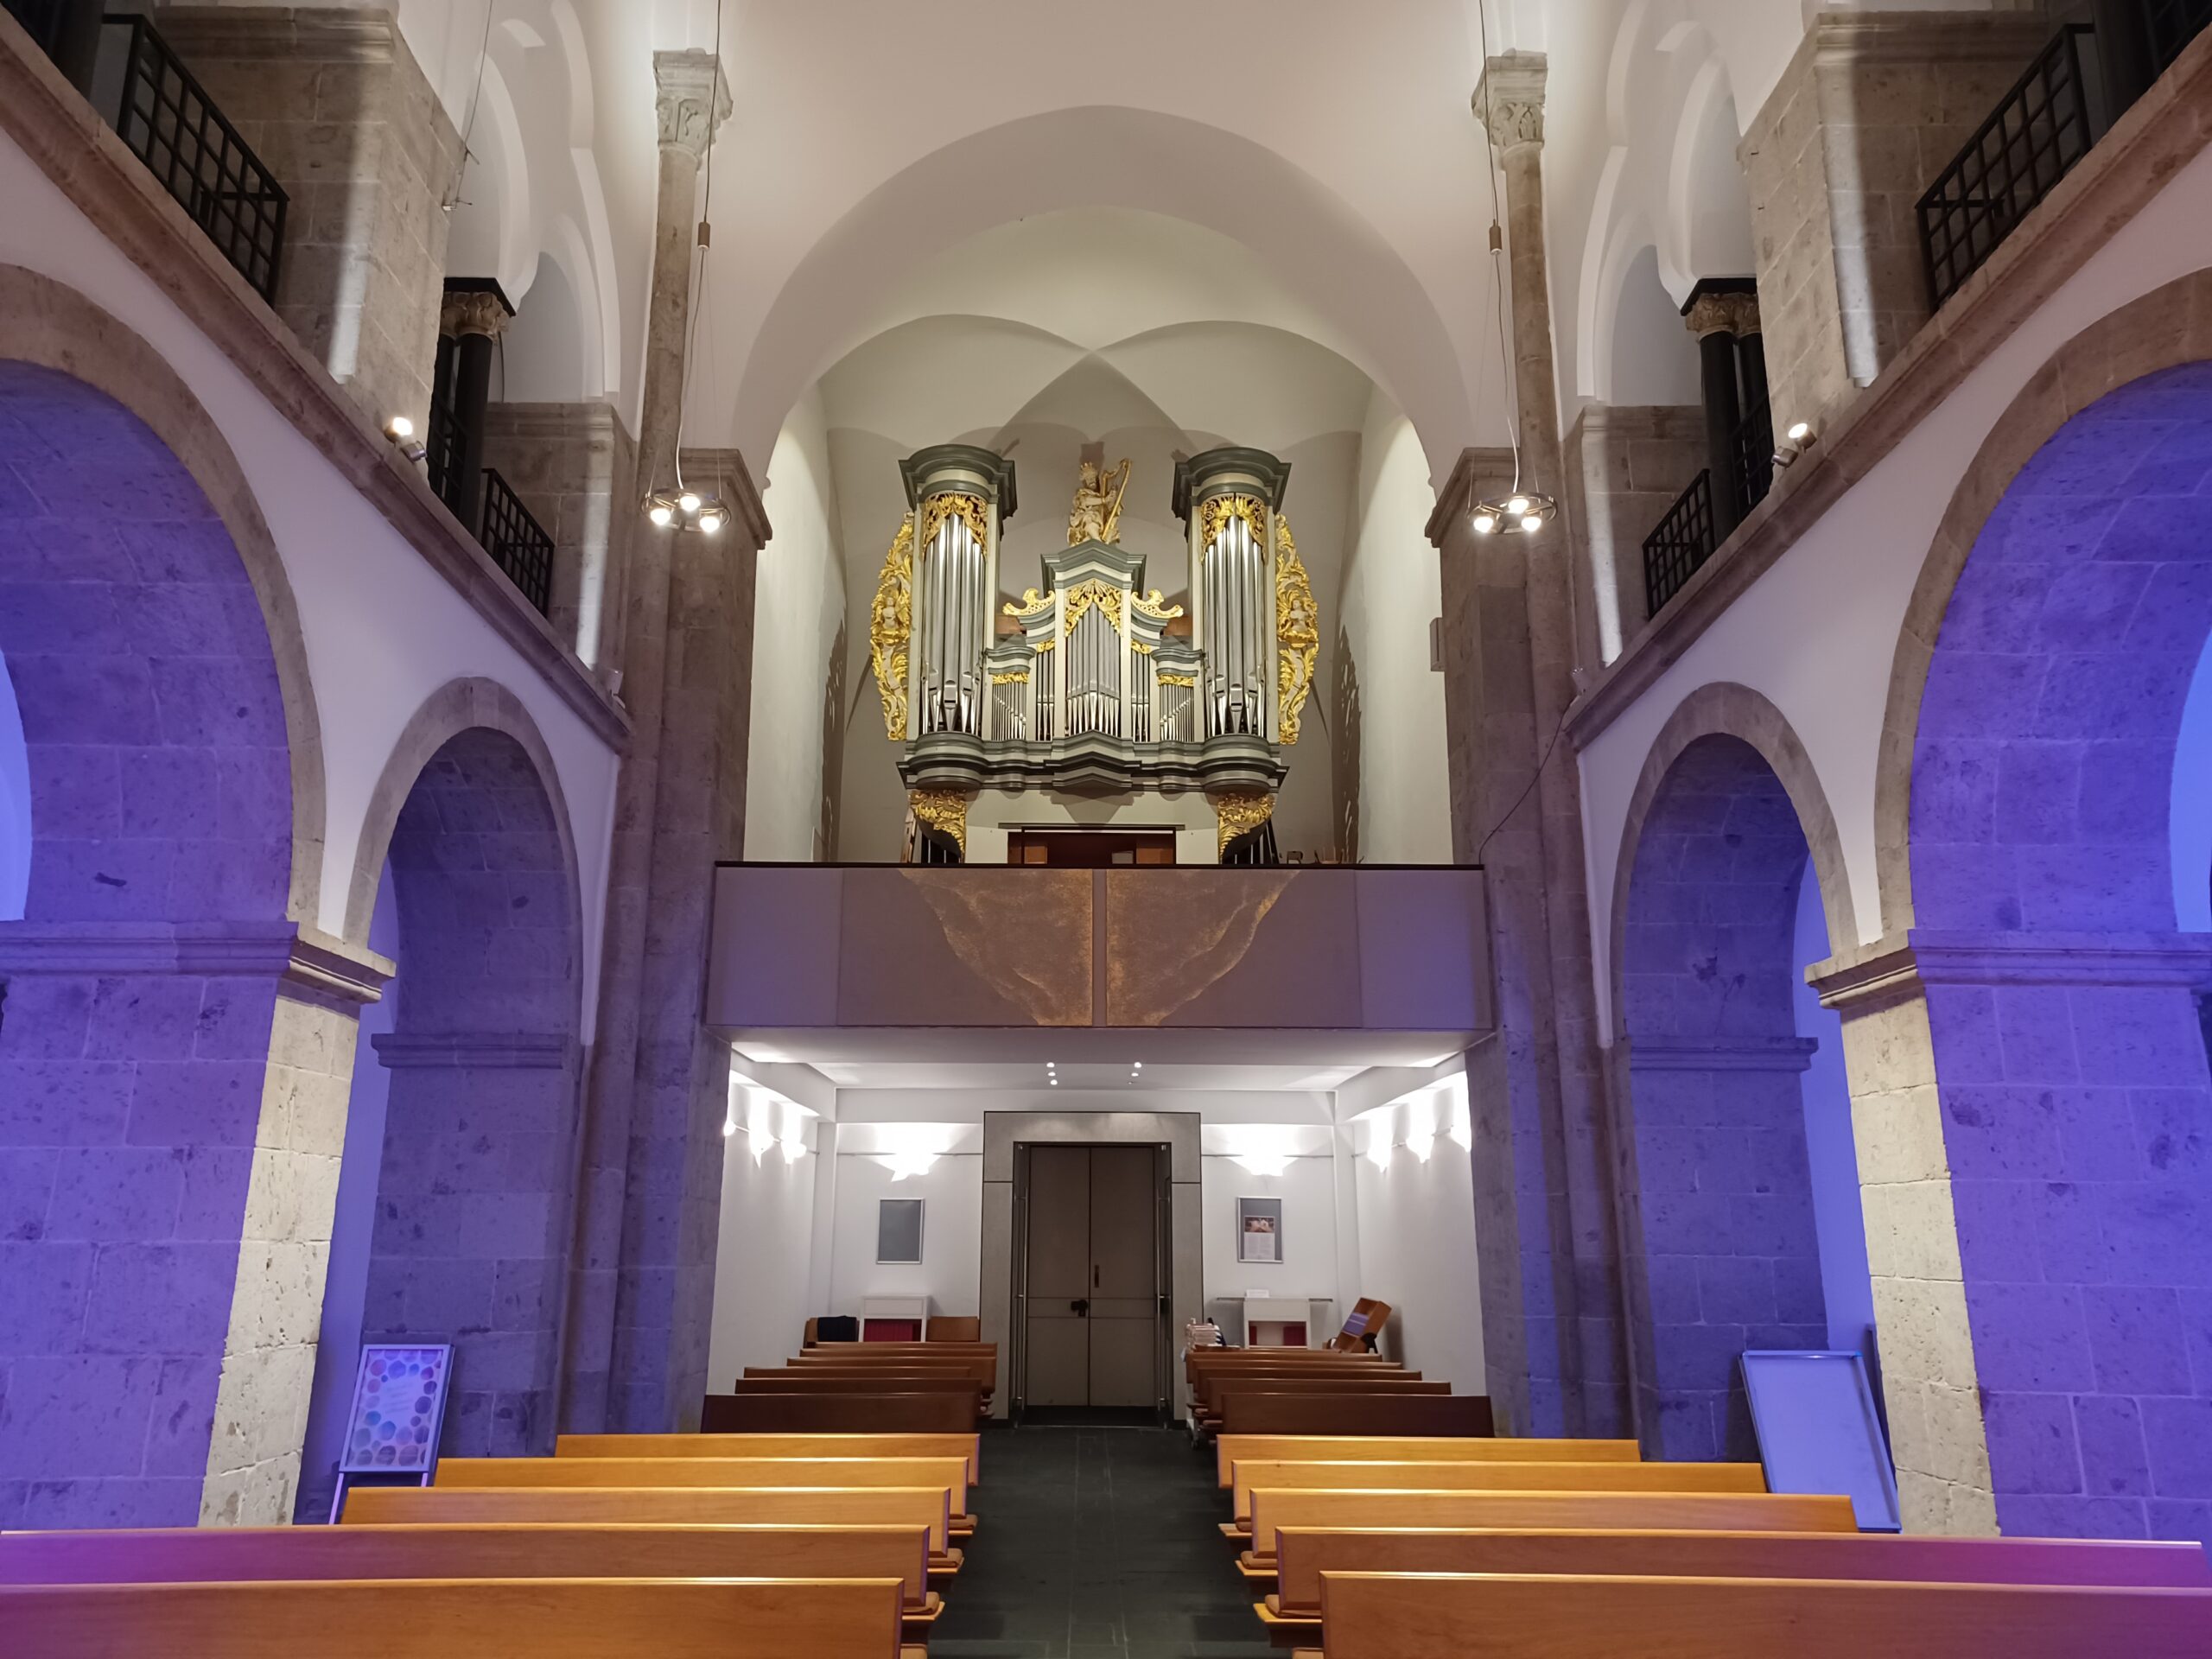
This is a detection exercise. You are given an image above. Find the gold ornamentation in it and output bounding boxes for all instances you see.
[868,514,915,741]
[1003,588,1053,620]
[1157,671,1197,688]
[1274,512,1319,746]
[1215,791,1276,856]
[989,671,1030,685]
[1063,580,1125,637]
[1130,588,1185,621]
[1198,494,1267,553]
[909,790,969,858]
[921,491,991,552]
[1068,457,1132,545]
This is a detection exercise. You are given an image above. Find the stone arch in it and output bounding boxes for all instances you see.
[321,680,585,1462]
[0,264,325,922]
[1875,269,2212,933]
[1608,684,1868,1460]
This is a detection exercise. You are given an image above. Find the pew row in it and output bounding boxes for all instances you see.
[701,1394,977,1434]
[1236,1489,1856,1572]
[431,1457,975,1535]
[0,1578,911,1659]
[1214,1436,1637,1487]
[340,1484,963,1565]
[1226,1459,1765,1524]
[1195,1374,1427,1420]
[1217,1395,1495,1437]
[556,1433,981,1486]
[1314,1571,2212,1659]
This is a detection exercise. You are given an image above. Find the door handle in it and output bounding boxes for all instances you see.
[1071,1299,1090,1317]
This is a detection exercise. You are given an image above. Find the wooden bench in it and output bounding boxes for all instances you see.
[557,1433,981,1487]
[1215,1436,1637,1488]
[1236,1489,1854,1572]
[0,1522,942,1627]
[341,1483,963,1564]
[0,1577,910,1659]
[1259,1527,2212,1634]
[1227,1459,1764,1522]
[1313,1571,2212,1659]
[701,1394,978,1434]
[1194,1369,1412,1411]
[1217,1394,1494,1438]
[1198,1380,1446,1425]
[432,1457,975,1535]
[767,1364,995,1405]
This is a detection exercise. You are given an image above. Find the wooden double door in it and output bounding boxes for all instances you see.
[1019,1145,1165,1410]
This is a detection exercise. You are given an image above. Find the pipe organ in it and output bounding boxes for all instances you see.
[875,444,1317,864]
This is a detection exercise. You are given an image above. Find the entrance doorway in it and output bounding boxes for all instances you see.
[1016,1145,1166,1414]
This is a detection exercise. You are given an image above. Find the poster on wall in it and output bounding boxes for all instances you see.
[878,1198,925,1263]
[1236,1197,1283,1263]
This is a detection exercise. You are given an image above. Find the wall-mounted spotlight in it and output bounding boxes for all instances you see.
[384,414,427,465]
[1471,489,1559,537]
[1773,420,1819,469]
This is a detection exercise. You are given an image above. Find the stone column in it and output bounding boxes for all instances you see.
[480,402,640,672]
[435,282,513,534]
[1738,11,2051,437]
[153,7,461,434]
[1682,283,1761,538]
[1449,54,1626,1440]
[565,52,773,1436]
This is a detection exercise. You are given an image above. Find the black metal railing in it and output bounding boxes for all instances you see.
[103,13,286,302]
[1732,392,1776,518]
[1643,470,1717,620]
[479,468,555,617]
[1918,26,2095,310]
[2146,0,2212,73]
[425,386,462,516]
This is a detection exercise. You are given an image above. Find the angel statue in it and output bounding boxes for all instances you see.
[1066,457,1132,546]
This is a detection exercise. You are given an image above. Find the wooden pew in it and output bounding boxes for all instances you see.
[1,1578,909,1659]
[0,1522,942,1629]
[1314,1571,2212,1659]
[557,1432,980,1487]
[730,1377,987,1422]
[1261,1527,2212,1633]
[1215,1436,1637,1488]
[1198,1379,1447,1425]
[341,1483,963,1564]
[769,1363,995,1403]
[1218,1394,1494,1438]
[1236,1489,1854,1572]
[1194,1370,1414,1416]
[701,1394,977,1434]
[1227,1459,1764,1522]
[432,1456,975,1535]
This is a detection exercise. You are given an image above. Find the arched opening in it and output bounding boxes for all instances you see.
[299,723,582,1497]
[1902,359,2212,1537]
[1616,734,1869,1460]
[0,359,293,1526]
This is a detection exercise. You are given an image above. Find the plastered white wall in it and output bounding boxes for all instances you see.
[0,131,622,1030]
[746,386,848,861]
[706,1122,822,1383]
[1200,1151,1341,1324]
[825,1152,984,1319]
[1349,1084,1486,1392]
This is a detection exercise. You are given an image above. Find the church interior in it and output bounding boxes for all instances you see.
[2,0,2211,1654]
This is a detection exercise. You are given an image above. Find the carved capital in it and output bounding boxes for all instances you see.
[1474,51,1547,152]
[439,288,512,340]
[1685,291,1762,340]
[655,49,731,160]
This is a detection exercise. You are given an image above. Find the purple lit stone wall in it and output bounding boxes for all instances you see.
[359,729,578,1458]
[1911,364,2212,1541]
[0,362,290,1526]
[1618,735,1832,1460]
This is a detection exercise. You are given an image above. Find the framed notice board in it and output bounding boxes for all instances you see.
[1740,1349,1900,1532]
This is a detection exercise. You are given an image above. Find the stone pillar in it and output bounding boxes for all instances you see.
[565,51,772,1436]
[1561,404,1705,662]
[153,7,461,435]
[1446,54,1625,1439]
[1738,11,2051,438]
[1818,931,2212,1541]
[480,402,640,672]
[435,282,513,534]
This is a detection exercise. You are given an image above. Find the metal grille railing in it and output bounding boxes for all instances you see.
[2145,0,2212,73]
[1732,393,1776,519]
[425,387,462,516]
[1643,470,1717,620]
[479,469,555,617]
[1917,25,2094,311]
[103,13,286,302]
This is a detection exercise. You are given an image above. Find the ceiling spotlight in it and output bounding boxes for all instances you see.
[1471,511,1499,536]
[677,492,702,515]
[1520,513,1542,533]
[647,501,676,527]
[1504,495,1530,516]
[1470,490,1557,537]
[698,510,725,535]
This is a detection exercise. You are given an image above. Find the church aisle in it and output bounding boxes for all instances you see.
[931,1424,1274,1659]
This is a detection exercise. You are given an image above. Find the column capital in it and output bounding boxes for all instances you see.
[655,48,732,160]
[1474,51,1548,152]
[439,283,515,340]
[1684,290,1762,340]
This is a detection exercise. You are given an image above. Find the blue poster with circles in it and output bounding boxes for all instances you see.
[340,1344,453,1475]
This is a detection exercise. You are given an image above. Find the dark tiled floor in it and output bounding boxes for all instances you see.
[933,1423,1275,1659]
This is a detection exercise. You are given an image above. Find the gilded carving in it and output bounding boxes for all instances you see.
[1198,494,1267,553]
[1157,671,1197,688]
[1002,588,1053,620]
[868,514,915,740]
[1130,588,1185,622]
[1068,457,1131,545]
[989,671,1030,685]
[920,491,991,552]
[1274,513,1319,746]
[1684,291,1762,340]
[1214,790,1276,856]
[909,789,969,858]
[1063,580,1125,637]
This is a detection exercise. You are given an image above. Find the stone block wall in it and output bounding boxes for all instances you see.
[1740,12,2052,436]
[154,7,462,435]
[1563,404,1705,669]
[481,401,639,675]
